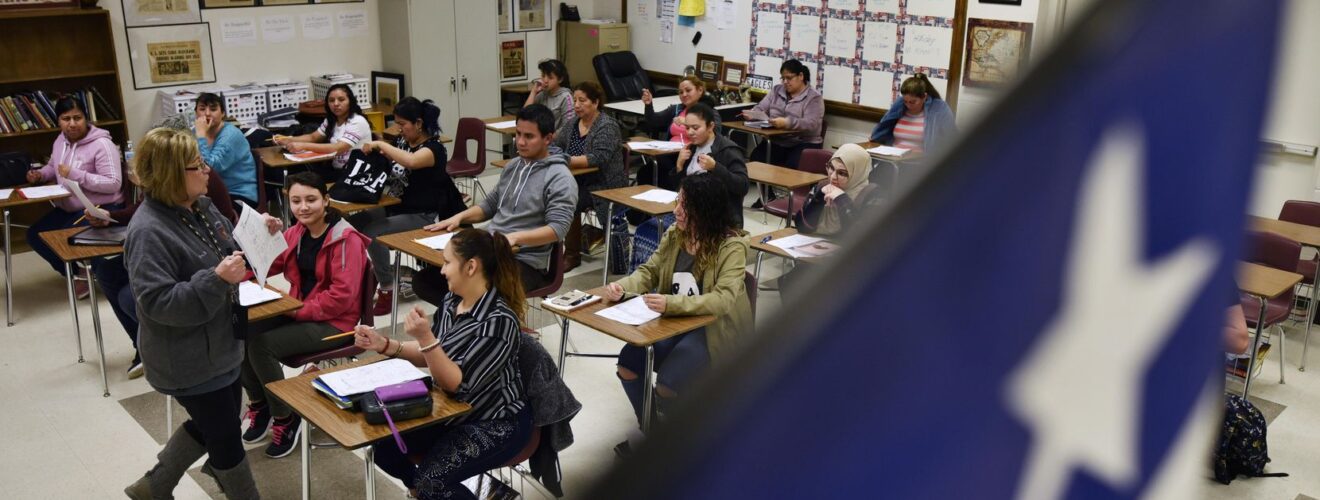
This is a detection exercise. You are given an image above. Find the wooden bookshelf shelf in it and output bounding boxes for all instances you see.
[0,71,118,86]
[0,120,125,139]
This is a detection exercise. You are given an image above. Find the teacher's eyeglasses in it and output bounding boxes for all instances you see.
[185,157,211,172]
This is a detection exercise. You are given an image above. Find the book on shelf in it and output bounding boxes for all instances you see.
[0,88,119,136]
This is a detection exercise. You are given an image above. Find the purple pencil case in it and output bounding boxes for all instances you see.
[375,380,429,402]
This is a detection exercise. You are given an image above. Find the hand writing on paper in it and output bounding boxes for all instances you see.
[215,251,247,284]
[642,293,667,313]
[603,283,625,302]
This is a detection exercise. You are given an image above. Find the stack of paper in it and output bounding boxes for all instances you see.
[316,358,430,396]
[284,151,336,162]
[19,185,70,199]
[414,232,455,251]
[0,188,14,199]
[238,281,281,307]
[867,145,911,157]
[595,296,661,326]
[768,234,838,259]
[627,140,685,151]
[62,179,114,222]
[631,188,679,204]
[232,202,288,286]
[487,119,518,130]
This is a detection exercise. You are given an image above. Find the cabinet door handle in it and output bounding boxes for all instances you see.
[461,75,468,91]
[450,77,457,93]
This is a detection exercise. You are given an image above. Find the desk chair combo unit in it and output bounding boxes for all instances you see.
[1235,231,1302,399]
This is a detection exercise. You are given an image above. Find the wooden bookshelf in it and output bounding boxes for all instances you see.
[0,8,129,249]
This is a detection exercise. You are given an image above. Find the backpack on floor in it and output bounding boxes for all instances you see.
[629,213,675,274]
[1212,393,1288,484]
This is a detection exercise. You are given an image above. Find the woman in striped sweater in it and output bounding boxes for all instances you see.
[869,74,958,156]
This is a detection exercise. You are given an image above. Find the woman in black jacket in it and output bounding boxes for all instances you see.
[673,103,749,228]
[640,76,721,190]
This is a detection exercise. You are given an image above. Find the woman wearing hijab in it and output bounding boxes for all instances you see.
[793,143,880,235]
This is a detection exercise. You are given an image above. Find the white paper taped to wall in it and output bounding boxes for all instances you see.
[756,11,786,50]
[903,24,953,70]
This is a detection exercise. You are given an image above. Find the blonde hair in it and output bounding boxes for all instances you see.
[679,75,707,92]
[136,127,199,206]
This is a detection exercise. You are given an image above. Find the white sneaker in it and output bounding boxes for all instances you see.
[126,359,144,379]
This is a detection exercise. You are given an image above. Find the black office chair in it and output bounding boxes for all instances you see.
[592,51,676,103]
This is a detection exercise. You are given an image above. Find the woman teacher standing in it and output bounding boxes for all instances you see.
[124,127,260,499]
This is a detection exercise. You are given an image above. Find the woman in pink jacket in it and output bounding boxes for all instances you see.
[25,97,124,284]
[237,171,372,459]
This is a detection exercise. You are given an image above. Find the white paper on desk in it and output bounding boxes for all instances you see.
[19,185,70,199]
[768,234,827,258]
[283,151,335,162]
[0,188,12,199]
[627,141,684,151]
[238,281,281,307]
[232,202,288,287]
[60,178,115,222]
[414,232,454,251]
[631,188,679,204]
[595,296,662,326]
[487,120,518,130]
[318,358,430,396]
[742,109,770,122]
[867,145,911,157]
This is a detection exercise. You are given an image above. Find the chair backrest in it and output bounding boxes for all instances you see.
[359,254,378,327]
[1280,200,1320,228]
[527,242,566,299]
[447,117,487,177]
[796,149,833,196]
[1244,230,1302,302]
[249,149,268,214]
[204,169,239,224]
[744,271,757,316]
[593,51,651,102]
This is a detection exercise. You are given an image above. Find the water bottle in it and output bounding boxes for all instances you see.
[123,140,134,164]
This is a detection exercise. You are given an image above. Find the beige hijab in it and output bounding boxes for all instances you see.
[817,143,873,234]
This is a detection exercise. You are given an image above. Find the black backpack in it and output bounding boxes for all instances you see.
[328,150,388,204]
[1212,394,1288,484]
[0,151,34,188]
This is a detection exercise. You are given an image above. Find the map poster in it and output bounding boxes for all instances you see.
[962,18,1033,88]
[147,40,204,83]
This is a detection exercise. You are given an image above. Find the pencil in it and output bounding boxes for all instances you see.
[322,331,355,341]
[72,205,101,225]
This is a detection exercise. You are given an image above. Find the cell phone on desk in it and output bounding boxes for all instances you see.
[550,290,593,308]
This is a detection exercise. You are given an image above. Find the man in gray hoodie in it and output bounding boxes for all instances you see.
[421,104,578,295]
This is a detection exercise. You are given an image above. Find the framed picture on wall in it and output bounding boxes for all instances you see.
[514,0,550,32]
[122,0,202,27]
[500,35,528,82]
[259,0,309,4]
[200,0,256,8]
[498,0,513,33]
[696,53,724,84]
[978,0,1022,4]
[371,71,405,108]
[125,23,217,89]
[962,18,1033,88]
[721,62,747,88]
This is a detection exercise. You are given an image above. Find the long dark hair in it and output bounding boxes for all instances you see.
[449,228,527,325]
[900,73,942,100]
[677,174,736,279]
[322,83,365,139]
[392,96,442,138]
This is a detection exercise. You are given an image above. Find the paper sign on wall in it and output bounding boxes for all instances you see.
[789,15,821,55]
[336,9,367,38]
[301,13,334,40]
[261,15,294,43]
[903,25,953,70]
[755,11,785,50]
[220,18,256,46]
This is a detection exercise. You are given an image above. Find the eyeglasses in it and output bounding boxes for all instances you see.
[827,166,850,178]
[780,74,799,82]
[185,157,211,172]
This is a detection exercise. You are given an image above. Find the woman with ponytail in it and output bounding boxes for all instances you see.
[356,96,467,315]
[869,73,957,156]
[353,228,531,499]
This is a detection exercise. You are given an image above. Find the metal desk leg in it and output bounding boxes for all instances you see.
[1293,262,1314,372]
[4,208,10,326]
[557,317,570,376]
[642,345,655,432]
[165,395,172,435]
[364,445,376,500]
[64,262,84,362]
[280,169,291,226]
[1243,297,1267,399]
[300,418,311,500]
[649,156,659,187]
[755,250,765,285]
[86,263,109,397]
[785,191,795,228]
[389,252,401,338]
[602,201,615,286]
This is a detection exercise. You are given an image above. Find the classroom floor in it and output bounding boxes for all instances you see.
[0,175,1315,499]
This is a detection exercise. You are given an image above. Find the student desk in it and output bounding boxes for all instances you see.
[481,115,519,136]
[748,228,836,285]
[328,194,402,216]
[1,187,72,326]
[266,356,472,500]
[1249,215,1320,371]
[38,226,121,397]
[248,283,304,322]
[722,121,798,164]
[1237,261,1302,400]
[746,161,826,228]
[855,141,924,194]
[376,228,451,337]
[543,286,714,432]
[592,185,678,286]
[627,135,681,186]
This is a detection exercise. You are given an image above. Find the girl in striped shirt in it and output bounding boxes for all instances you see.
[354,228,531,499]
[869,74,958,156]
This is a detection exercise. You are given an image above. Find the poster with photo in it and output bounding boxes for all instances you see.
[514,0,550,31]
[500,35,527,81]
[122,0,201,27]
[126,23,217,89]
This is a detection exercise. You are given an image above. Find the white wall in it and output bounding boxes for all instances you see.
[1246,0,1320,216]
[104,1,383,140]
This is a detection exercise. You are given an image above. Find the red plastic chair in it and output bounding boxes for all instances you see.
[764,148,832,225]
[447,117,487,204]
[1237,230,1301,384]
[1278,200,1320,370]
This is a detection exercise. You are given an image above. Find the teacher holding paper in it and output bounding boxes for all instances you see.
[124,127,260,499]
[25,96,124,294]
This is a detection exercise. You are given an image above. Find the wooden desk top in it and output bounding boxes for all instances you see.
[1238,261,1302,300]
[328,194,402,215]
[248,284,303,322]
[544,286,716,347]
[627,136,683,157]
[489,158,599,176]
[723,121,798,138]
[265,356,472,450]
[481,116,518,135]
[747,161,826,190]
[749,228,800,260]
[1249,215,1320,248]
[38,226,124,262]
[256,146,333,169]
[377,228,449,268]
[855,141,924,162]
[0,186,72,209]
[592,185,677,216]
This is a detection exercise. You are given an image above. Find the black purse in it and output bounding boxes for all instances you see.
[0,151,34,188]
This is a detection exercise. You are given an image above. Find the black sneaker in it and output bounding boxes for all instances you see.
[265,414,302,458]
[612,440,632,459]
[126,355,144,380]
[241,403,272,444]
[750,198,764,210]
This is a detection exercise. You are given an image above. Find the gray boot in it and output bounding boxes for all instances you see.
[124,428,207,499]
[208,457,261,500]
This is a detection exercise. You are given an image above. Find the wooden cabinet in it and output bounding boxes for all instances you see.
[557,21,630,86]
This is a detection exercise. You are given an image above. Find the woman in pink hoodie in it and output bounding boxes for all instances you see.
[237,171,372,459]
[25,97,124,281]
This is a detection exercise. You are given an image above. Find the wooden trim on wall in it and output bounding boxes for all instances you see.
[649,70,888,122]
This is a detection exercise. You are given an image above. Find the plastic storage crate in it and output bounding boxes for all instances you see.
[156,86,224,122]
[264,81,310,111]
[310,74,372,109]
[221,84,268,126]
